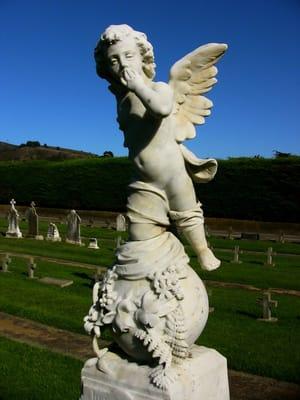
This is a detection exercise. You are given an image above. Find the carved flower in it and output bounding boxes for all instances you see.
[135,291,161,328]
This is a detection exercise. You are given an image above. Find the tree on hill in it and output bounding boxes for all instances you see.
[19,140,41,148]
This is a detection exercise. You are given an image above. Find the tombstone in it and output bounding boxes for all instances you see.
[6,199,22,238]
[264,247,276,267]
[46,223,61,242]
[1,254,11,273]
[86,218,94,228]
[88,238,99,249]
[116,214,126,232]
[26,201,43,240]
[228,226,234,240]
[257,291,278,322]
[278,231,285,244]
[39,277,73,288]
[66,209,82,245]
[28,257,37,279]
[204,224,210,238]
[230,245,242,264]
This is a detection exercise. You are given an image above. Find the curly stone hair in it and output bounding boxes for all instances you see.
[94,24,156,81]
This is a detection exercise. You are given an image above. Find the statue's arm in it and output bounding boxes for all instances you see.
[122,68,173,118]
[134,81,173,118]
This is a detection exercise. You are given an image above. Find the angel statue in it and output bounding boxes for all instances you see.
[95,24,227,271]
[81,24,229,399]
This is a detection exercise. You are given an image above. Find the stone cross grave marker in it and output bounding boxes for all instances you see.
[230,245,242,264]
[88,238,99,249]
[1,254,11,273]
[28,257,37,279]
[6,199,22,238]
[257,291,278,322]
[116,214,126,232]
[265,247,276,267]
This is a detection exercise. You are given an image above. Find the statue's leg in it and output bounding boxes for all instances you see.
[167,174,220,271]
[129,222,165,241]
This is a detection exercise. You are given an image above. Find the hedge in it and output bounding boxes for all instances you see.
[0,156,299,222]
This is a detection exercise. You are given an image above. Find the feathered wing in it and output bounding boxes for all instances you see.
[169,43,228,142]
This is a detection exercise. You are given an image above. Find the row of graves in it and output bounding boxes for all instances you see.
[5,199,127,249]
[0,251,279,322]
[2,199,283,323]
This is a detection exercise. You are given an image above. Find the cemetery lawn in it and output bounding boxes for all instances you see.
[0,336,81,400]
[0,232,300,385]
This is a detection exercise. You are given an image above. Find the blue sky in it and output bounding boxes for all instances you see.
[0,0,299,159]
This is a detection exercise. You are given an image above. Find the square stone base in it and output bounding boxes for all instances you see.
[80,345,230,400]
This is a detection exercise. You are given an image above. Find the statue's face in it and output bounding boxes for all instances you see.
[106,36,143,81]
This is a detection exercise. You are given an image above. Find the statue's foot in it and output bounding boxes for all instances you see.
[198,248,221,271]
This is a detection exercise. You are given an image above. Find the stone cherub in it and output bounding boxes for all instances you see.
[95,24,227,271]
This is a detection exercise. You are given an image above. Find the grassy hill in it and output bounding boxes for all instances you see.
[0,141,99,161]
[0,156,299,222]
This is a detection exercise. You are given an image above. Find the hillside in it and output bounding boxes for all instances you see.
[0,141,99,161]
[0,156,299,222]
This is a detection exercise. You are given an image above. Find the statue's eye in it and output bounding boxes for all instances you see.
[125,52,133,59]
[109,58,118,65]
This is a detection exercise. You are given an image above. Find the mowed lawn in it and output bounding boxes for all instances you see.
[0,226,300,399]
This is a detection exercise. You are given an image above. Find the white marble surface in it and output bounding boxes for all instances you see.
[80,345,230,400]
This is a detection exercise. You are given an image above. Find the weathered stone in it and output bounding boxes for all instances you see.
[39,277,73,288]
[6,199,22,238]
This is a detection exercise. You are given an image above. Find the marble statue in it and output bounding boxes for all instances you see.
[6,199,22,238]
[66,209,82,245]
[82,25,229,400]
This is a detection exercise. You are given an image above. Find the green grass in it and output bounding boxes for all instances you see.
[0,229,125,266]
[208,237,300,255]
[198,287,300,383]
[192,251,300,291]
[0,336,82,400]
[0,233,300,385]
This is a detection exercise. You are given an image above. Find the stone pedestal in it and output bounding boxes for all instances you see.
[80,345,230,400]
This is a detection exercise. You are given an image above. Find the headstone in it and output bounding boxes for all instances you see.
[116,213,126,232]
[39,277,73,288]
[86,218,94,227]
[278,231,285,243]
[264,247,276,267]
[66,209,82,245]
[1,254,11,273]
[6,199,22,238]
[46,223,61,242]
[88,238,99,249]
[257,291,278,322]
[26,201,43,240]
[228,226,234,240]
[28,257,37,279]
[204,224,210,238]
[230,245,242,264]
